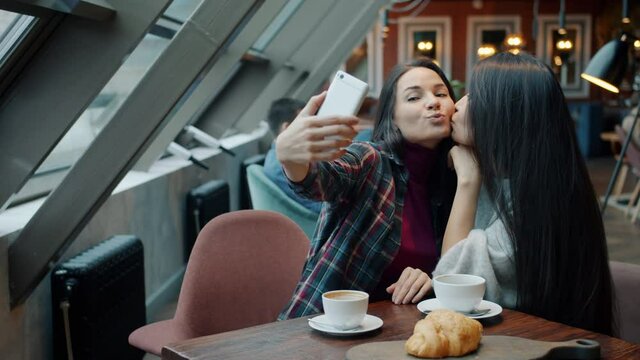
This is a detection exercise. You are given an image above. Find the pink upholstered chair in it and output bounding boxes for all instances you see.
[128,210,310,355]
[610,261,640,344]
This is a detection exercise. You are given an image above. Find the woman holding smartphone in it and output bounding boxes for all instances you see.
[277,58,457,319]
[435,52,614,335]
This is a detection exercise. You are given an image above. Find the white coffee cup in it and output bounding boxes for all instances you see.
[321,290,369,330]
[433,274,486,312]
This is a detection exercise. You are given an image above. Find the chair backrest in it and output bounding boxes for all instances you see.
[174,210,309,336]
[240,153,267,209]
[185,179,230,262]
[615,125,640,172]
[610,261,640,344]
[246,164,318,239]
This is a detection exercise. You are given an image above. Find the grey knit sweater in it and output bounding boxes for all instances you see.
[433,185,517,309]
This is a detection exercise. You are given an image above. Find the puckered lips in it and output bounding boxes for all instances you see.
[427,113,447,125]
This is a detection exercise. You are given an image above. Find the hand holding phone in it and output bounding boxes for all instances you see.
[317,71,368,143]
[276,90,361,180]
[317,71,369,118]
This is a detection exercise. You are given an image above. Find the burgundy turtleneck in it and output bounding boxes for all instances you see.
[372,141,438,300]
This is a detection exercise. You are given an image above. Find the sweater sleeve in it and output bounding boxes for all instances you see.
[289,142,381,203]
[433,219,517,308]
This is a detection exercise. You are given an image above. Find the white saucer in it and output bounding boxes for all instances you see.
[416,299,502,319]
[308,314,383,336]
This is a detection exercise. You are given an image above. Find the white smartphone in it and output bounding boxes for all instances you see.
[317,71,369,118]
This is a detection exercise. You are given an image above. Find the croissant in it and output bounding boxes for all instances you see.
[405,309,483,358]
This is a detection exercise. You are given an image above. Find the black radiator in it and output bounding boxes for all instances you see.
[51,235,146,360]
[185,179,229,261]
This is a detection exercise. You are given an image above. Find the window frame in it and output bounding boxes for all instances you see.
[231,0,388,134]
[397,16,452,78]
[0,6,58,100]
[536,14,592,99]
[0,0,173,210]
[4,0,261,307]
[133,0,290,171]
[465,15,521,87]
[291,0,388,101]
[192,0,342,137]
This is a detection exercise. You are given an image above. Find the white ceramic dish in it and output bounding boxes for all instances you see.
[308,314,383,336]
[417,298,503,319]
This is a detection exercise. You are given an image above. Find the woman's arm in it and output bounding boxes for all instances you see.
[276,92,359,182]
[442,146,481,254]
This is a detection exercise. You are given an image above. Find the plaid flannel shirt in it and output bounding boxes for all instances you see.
[278,142,408,319]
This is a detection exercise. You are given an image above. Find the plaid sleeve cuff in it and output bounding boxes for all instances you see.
[286,163,319,197]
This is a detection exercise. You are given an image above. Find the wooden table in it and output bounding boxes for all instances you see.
[162,301,640,359]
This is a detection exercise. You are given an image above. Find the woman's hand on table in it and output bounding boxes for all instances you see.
[386,267,432,304]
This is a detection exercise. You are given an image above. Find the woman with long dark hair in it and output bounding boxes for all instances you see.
[435,52,614,335]
[276,58,457,319]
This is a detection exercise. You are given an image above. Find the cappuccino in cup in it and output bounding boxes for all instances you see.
[322,290,369,330]
[324,291,367,301]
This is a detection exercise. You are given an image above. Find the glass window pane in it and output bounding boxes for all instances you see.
[164,0,202,23]
[8,1,203,207]
[481,29,506,50]
[36,32,170,175]
[0,10,37,67]
[251,0,304,51]
[413,31,436,59]
[551,28,578,86]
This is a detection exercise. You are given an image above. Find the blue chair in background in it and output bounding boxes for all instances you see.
[240,153,267,210]
[246,164,318,240]
[567,102,603,158]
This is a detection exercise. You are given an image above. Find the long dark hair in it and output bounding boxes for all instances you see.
[372,57,457,245]
[469,52,614,335]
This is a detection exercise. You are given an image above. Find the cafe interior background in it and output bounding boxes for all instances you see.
[0,0,639,359]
